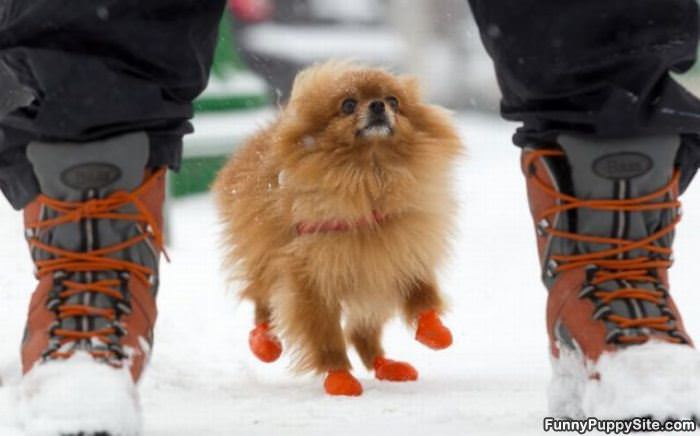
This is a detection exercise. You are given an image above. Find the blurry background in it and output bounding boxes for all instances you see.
[175,0,700,196]
[231,0,498,109]
[175,0,502,195]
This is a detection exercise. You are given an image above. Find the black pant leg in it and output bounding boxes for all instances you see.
[468,0,700,138]
[468,0,700,190]
[0,0,226,209]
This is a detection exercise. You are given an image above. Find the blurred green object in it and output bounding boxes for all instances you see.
[193,18,269,113]
[170,155,229,197]
[172,16,270,198]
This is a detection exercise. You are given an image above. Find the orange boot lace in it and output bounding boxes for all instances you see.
[524,150,685,345]
[25,169,168,363]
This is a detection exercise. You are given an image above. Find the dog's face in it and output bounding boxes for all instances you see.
[273,61,461,204]
[277,62,425,157]
[334,84,400,140]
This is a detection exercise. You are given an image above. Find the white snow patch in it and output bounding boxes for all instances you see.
[548,346,587,419]
[585,341,700,419]
[550,341,700,419]
[19,353,141,436]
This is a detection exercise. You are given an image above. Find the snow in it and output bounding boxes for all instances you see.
[2,111,700,435]
[549,341,700,420]
[582,341,700,419]
[548,347,587,419]
[19,353,140,436]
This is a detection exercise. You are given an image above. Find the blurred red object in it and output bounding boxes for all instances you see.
[228,0,273,22]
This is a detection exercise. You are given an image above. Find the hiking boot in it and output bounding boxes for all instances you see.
[522,134,700,419]
[19,132,166,436]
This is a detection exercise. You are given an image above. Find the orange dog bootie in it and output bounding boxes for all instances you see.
[248,322,283,363]
[373,357,418,382]
[324,370,363,396]
[415,309,453,350]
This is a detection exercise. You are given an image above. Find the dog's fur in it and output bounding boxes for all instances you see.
[213,61,462,374]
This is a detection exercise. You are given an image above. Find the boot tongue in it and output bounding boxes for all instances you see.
[26,132,150,256]
[26,132,149,202]
[557,134,680,332]
[558,134,679,250]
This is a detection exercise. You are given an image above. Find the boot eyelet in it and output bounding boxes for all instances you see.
[578,284,596,299]
[52,271,67,280]
[46,298,61,311]
[660,306,676,321]
[669,330,689,344]
[41,339,60,360]
[116,301,132,315]
[605,328,623,344]
[545,259,558,277]
[592,304,611,320]
[108,343,128,359]
[113,322,128,337]
[47,320,60,333]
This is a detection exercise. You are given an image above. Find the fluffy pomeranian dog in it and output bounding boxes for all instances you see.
[213,61,462,396]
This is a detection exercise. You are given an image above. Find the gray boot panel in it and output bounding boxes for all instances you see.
[558,134,679,255]
[26,132,149,201]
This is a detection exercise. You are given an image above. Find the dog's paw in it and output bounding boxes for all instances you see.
[324,370,363,396]
[415,309,453,350]
[374,357,418,382]
[248,323,283,363]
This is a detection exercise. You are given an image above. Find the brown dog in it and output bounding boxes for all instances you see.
[213,61,462,396]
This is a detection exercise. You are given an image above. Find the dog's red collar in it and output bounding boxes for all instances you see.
[295,210,387,236]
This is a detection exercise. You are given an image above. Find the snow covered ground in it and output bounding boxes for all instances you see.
[2,111,700,435]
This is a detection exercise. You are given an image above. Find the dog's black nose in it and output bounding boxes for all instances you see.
[369,100,385,115]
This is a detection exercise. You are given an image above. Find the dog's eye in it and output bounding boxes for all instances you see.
[341,98,357,115]
[386,96,399,110]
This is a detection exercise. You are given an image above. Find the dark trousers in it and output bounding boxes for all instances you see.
[0,0,226,209]
[1,1,700,209]
[469,0,700,190]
